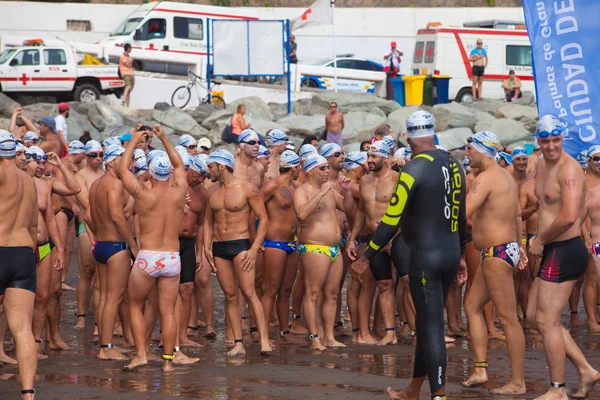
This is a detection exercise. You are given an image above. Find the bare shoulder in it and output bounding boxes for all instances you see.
[206,182,221,198]
[243,181,261,198]
[293,183,308,200]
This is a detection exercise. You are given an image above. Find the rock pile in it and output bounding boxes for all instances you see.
[0,91,538,152]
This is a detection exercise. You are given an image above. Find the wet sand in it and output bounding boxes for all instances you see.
[1,256,599,399]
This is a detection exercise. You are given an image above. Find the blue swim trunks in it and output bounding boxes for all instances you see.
[263,239,297,254]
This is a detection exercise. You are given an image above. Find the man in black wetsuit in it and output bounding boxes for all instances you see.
[351,111,467,400]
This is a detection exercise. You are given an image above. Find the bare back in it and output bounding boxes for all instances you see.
[0,162,37,248]
[89,174,128,242]
[359,170,398,233]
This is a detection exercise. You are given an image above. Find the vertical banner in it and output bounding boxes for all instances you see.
[523,0,600,158]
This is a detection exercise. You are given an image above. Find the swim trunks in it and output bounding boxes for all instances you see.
[76,220,87,238]
[338,233,348,248]
[538,237,587,283]
[472,65,485,77]
[481,242,520,269]
[263,239,297,254]
[212,239,251,261]
[298,243,340,262]
[179,237,196,284]
[134,250,181,278]
[593,243,600,259]
[93,241,129,264]
[59,207,75,223]
[36,240,51,263]
[0,246,37,295]
[326,132,343,148]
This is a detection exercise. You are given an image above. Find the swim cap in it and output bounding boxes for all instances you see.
[382,135,396,151]
[587,145,600,158]
[85,140,102,154]
[103,136,121,148]
[27,145,46,161]
[577,149,589,168]
[133,148,146,160]
[134,156,148,176]
[257,145,271,159]
[178,134,197,147]
[299,144,318,159]
[303,153,327,173]
[266,129,288,146]
[207,149,235,169]
[499,151,512,165]
[367,140,391,158]
[197,153,209,163]
[462,155,472,171]
[533,138,540,150]
[190,154,209,175]
[104,144,125,164]
[149,154,172,181]
[238,129,259,146]
[176,146,192,170]
[393,147,411,161]
[68,140,86,155]
[23,131,38,142]
[534,115,565,137]
[511,146,528,159]
[344,151,368,171]
[286,141,296,151]
[406,110,435,138]
[320,143,342,158]
[0,130,17,157]
[279,150,300,168]
[146,149,166,166]
[16,142,27,153]
[469,131,501,159]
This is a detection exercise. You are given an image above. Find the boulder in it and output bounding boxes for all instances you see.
[112,105,140,119]
[0,118,10,130]
[514,91,535,105]
[468,98,506,116]
[436,127,474,151]
[201,109,233,130]
[0,93,21,117]
[474,110,494,132]
[269,102,290,121]
[154,102,171,111]
[429,106,450,132]
[342,111,387,144]
[227,96,273,121]
[20,103,58,123]
[386,106,420,136]
[152,107,207,137]
[66,109,98,140]
[495,103,538,133]
[277,115,325,137]
[306,104,329,116]
[312,91,393,114]
[137,109,154,122]
[86,101,124,131]
[490,118,531,145]
[433,102,477,130]
[189,104,218,124]
[376,100,402,116]
[247,118,289,137]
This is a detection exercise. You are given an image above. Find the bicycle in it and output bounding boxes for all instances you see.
[171,70,226,109]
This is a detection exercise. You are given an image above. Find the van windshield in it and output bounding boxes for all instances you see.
[0,49,15,64]
[110,18,143,37]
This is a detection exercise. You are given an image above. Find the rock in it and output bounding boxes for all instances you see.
[386,106,420,136]
[490,118,531,145]
[269,102,290,121]
[514,91,535,105]
[112,105,140,119]
[227,96,273,121]
[474,110,494,132]
[343,142,362,154]
[190,104,218,124]
[312,91,394,114]
[433,102,477,130]
[0,118,10,130]
[369,108,387,119]
[436,127,474,151]
[137,109,154,122]
[152,107,207,137]
[468,98,506,116]
[429,106,450,132]
[277,115,325,137]
[201,109,233,130]
[66,109,98,140]
[306,104,329,116]
[154,102,171,111]
[101,125,131,141]
[342,111,387,144]
[86,101,124,131]
[248,118,289,137]
[17,103,58,123]
[376,100,402,116]
[0,93,21,117]
[495,104,538,133]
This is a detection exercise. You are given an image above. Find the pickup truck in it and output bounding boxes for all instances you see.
[0,45,124,102]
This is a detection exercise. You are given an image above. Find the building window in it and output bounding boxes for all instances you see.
[67,20,91,32]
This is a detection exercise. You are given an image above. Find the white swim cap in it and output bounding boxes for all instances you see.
[406,110,435,138]
[149,154,172,181]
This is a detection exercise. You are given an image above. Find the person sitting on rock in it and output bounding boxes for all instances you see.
[502,70,522,102]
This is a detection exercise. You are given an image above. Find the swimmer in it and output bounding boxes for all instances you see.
[178,135,198,156]
[234,129,265,189]
[264,129,288,182]
[256,145,271,171]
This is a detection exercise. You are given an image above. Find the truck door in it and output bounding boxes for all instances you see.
[2,49,44,92]
[43,48,75,91]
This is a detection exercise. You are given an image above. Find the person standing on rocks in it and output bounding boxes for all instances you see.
[470,39,487,101]
[324,102,344,148]
[55,102,70,157]
[39,116,63,156]
[120,43,135,107]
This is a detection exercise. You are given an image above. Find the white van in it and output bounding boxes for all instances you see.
[98,2,259,75]
[411,21,534,103]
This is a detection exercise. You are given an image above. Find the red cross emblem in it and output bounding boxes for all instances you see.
[301,8,312,20]
[425,44,435,61]
[415,45,423,61]
[147,43,156,51]
[19,73,29,86]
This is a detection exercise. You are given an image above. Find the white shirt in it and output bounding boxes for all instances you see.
[385,49,401,70]
[55,115,67,141]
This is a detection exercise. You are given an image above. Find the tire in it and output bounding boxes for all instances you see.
[74,84,100,103]
[456,88,474,103]
[301,78,319,88]
[209,95,226,110]
[171,86,191,108]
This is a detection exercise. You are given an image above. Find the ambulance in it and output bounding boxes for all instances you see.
[411,20,534,103]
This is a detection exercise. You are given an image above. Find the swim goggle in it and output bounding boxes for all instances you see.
[533,129,563,139]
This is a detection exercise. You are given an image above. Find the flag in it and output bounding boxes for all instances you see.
[523,0,600,159]
[291,0,332,32]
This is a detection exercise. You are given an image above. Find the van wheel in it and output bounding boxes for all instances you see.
[456,88,474,103]
[74,84,100,103]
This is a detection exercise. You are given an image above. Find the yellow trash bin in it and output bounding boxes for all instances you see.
[402,75,427,106]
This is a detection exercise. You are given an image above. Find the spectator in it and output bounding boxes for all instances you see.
[383,41,403,100]
[301,135,318,148]
[360,140,371,152]
[198,138,212,155]
[369,124,391,144]
[502,70,522,102]
[119,133,132,147]
[120,43,135,107]
[470,39,488,101]
[55,102,70,157]
[324,102,344,147]
[231,104,251,142]
[79,130,92,144]
[289,35,298,64]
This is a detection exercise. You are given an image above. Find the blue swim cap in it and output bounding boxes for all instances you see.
[511,146,528,159]
[102,136,121,148]
[178,134,197,147]
[176,146,192,170]
[85,140,102,154]
[68,140,86,155]
[469,131,501,159]
[149,154,172,181]
[207,149,235,169]
[257,145,271,159]
[587,145,600,158]
[190,154,209,175]
[133,148,146,159]
[344,151,368,171]
[238,129,259,146]
[299,144,318,159]
[146,149,166,166]
[24,131,38,142]
[266,129,288,146]
[0,130,17,157]
[382,135,396,150]
[134,157,148,176]
[104,144,125,164]
[534,115,565,137]
[367,140,391,158]
[286,141,296,151]
[406,111,435,138]
[303,153,327,173]
[320,143,342,158]
[279,150,300,168]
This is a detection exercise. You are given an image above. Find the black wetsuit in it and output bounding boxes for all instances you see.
[363,149,466,394]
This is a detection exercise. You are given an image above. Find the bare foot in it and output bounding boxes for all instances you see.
[113,325,124,337]
[461,370,488,388]
[378,332,398,346]
[93,325,99,336]
[124,356,147,372]
[447,327,468,338]
[163,360,174,372]
[489,382,526,395]
[0,352,17,365]
[386,386,417,400]
[98,347,128,361]
[488,328,506,341]
[61,282,76,291]
[374,328,384,339]
[533,388,568,399]
[179,338,203,348]
[196,319,207,328]
[47,338,70,350]
[334,324,351,337]
[357,333,380,345]
[204,325,217,339]
[226,343,246,357]
[250,330,260,343]
[571,370,600,399]
[323,338,346,348]
[146,352,161,362]
[309,339,326,351]
[173,351,200,365]
[37,352,48,360]
[224,339,234,347]
[289,322,309,335]
[444,335,456,344]
[74,317,86,330]
[571,314,586,327]
[588,323,600,334]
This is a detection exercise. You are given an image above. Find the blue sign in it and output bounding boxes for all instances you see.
[523,0,600,158]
